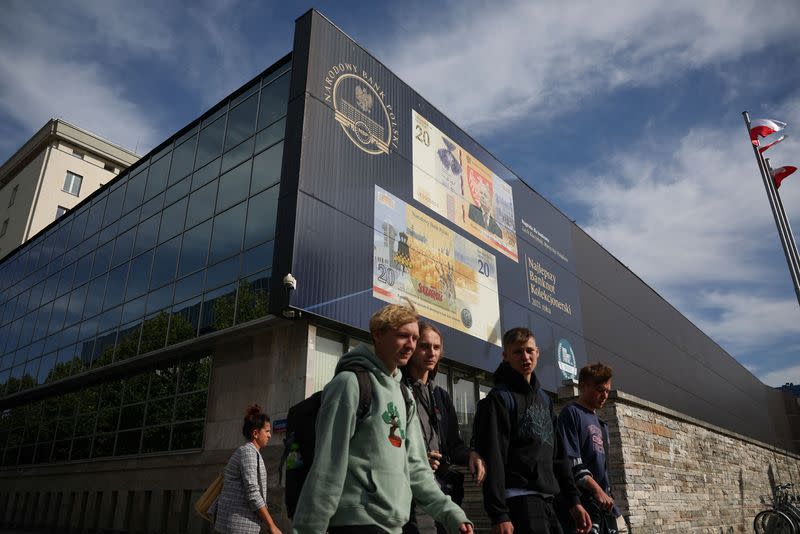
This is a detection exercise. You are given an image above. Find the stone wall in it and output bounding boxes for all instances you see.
[585,391,800,534]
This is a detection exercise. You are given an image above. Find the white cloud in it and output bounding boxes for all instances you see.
[383,0,799,133]
[760,363,800,388]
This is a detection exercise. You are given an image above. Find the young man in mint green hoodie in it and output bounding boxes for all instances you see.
[292,304,473,534]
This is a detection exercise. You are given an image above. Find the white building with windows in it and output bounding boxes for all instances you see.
[0,119,139,260]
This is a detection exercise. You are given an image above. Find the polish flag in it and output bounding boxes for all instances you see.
[750,118,787,146]
[771,166,797,189]
[759,135,786,154]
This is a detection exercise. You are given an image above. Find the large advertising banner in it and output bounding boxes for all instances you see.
[373,186,502,345]
[412,110,518,262]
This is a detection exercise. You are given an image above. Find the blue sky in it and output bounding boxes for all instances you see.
[1,0,799,386]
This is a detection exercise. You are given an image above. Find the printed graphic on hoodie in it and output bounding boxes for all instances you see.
[518,401,553,446]
[382,402,405,447]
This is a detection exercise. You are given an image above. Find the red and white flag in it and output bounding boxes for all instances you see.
[759,135,786,154]
[771,165,797,189]
[750,118,787,146]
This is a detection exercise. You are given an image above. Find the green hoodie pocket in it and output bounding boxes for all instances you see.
[363,467,412,521]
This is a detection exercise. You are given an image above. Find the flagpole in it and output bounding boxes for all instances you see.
[743,111,800,307]
[764,156,800,273]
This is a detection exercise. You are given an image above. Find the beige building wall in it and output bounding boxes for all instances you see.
[0,119,139,261]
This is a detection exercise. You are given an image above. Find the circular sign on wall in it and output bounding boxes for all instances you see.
[557,338,578,380]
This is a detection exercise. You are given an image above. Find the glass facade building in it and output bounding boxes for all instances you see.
[0,57,291,466]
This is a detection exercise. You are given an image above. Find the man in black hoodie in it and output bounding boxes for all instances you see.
[473,328,591,534]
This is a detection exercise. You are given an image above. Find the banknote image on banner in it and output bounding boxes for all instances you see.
[373,186,502,345]
[412,110,518,262]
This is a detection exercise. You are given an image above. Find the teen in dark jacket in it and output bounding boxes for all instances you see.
[473,328,590,534]
[402,322,485,534]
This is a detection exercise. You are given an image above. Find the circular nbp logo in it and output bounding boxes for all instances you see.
[557,339,578,380]
[329,70,395,155]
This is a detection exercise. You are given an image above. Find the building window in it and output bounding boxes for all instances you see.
[56,206,68,219]
[62,171,83,196]
[72,149,84,159]
[0,218,8,237]
[8,185,18,207]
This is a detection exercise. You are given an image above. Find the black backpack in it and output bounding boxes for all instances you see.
[281,362,412,518]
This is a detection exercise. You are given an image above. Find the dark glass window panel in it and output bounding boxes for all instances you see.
[209,202,246,264]
[67,210,88,249]
[119,404,145,430]
[61,324,79,347]
[82,274,107,320]
[27,243,42,273]
[96,408,119,433]
[175,391,206,421]
[139,192,164,222]
[35,353,53,385]
[27,339,44,361]
[18,445,34,465]
[3,297,18,324]
[104,263,128,311]
[221,136,254,174]
[114,321,141,361]
[174,272,203,305]
[144,153,171,200]
[178,358,210,393]
[244,185,279,248]
[254,117,285,155]
[42,273,60,305]
[115,429,141,455]
[50,346,76,382]
[2,447,19,466]
[169,135,197,185]
[112,227,136,267]
[145,398,173,426]
[123,374,149,404]
[170,420,203,450]
[158,198,187,244]
[52,439,71,461]
[195,116,226,169]
[72,252,94,289]
[74,413,96,436]
[48,294,69,335]
[199,284,236,335]
[92,329,117,368]
[191,157,221,191]
[236,270,270,324]
[225,93,258,150]
[103,184,126,227]
[70,437,92,460]
[65,284,88,327]
[242,241,274,276]
[186,180,217,228]
[203,105,227,126]
[126,251,154,300]
[138,312,168,354]
[151,367,177,397]
[92,433,115,458]
[22,358,41,389]
[79,387,101,413]
[118,208,140,234]
[96,303,122,333]
[91,240,114,279]
[133,214,161,255]
[34,442,53,463]
[121,294,147,324]
[175,124,199,145]
[141,425,170,454]
[146,284,173,315]
[217,161,251,213]
[205,256,239,291]
[33,302,53,341]
[168,297,200,346]
[123,169,148,214]
[251,141,283,194]
[258,72,290,130]
[84,195,107,238]
[150,237,181,290]
[15,290,30,318]
[178,221,211,277]
[57,262,76,297]
[165,174,191,206]
[98,223,117,246]
[55,419,74,441]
